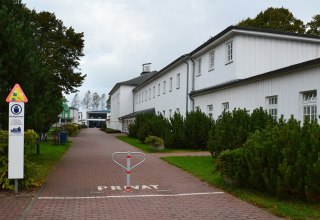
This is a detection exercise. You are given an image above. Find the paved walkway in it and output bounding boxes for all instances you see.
[1,128,281,219]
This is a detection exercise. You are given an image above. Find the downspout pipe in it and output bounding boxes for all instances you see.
[182,55,189,114]
[189,58,195,111]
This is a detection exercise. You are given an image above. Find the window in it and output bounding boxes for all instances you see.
[196,58,202,76]
[207,104,213,119]
[169,77,172,92]
[163,81,166,94]
[195,106,200,111]
[149,88,151,99]
[162,110,165,117]
[169,109,172,117]
[209,51,215,71]
[222,102,229,111]
[302,91,317,122]
[145,90,147,101]
[142,92,144,102]
[266,96,278,121]
[157,83,160,96]
[139,94,141,103]
[153,86,155,98]
[176,108,180,114]
[176,73,180,89]
[226,41,233,64]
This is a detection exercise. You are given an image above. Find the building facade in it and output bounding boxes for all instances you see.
[108,26,320,132]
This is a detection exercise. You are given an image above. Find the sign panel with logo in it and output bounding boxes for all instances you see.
[6,84,28,180]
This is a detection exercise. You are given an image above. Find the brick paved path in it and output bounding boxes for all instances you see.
[2,128,281,219]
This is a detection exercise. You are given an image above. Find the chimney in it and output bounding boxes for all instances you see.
[141,63,151,75]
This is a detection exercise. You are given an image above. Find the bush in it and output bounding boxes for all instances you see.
[145,136,164,146]
[105,128,122,133]
[64,123,79,137]
[0,129,41,190]
[165,112,187,149]
[184,109,212,150]
[216,148,245,185]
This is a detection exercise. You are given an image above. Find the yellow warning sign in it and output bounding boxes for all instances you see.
[6,84,28,103]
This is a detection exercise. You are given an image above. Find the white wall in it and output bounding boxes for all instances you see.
[134,63,190,118]
[193,65,320,122]
[193,33,320,92]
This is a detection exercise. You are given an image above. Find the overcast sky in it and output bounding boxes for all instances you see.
[23,0,320,103]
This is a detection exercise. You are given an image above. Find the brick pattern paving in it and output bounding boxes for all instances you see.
[1,128,282,219]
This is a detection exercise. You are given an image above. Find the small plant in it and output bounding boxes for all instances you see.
[145,136,164,151]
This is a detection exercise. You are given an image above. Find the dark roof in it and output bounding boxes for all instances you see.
[190,57,320,97]
[190,25,320,56]
[109,71,158,95]
[133,54,189,91]
[119,108,155,119]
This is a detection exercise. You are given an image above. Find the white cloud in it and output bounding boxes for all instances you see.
[23,0,320,104]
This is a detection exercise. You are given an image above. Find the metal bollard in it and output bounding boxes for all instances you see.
[112,151,146,192]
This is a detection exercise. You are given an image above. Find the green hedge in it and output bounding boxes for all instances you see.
[217,118,320,202]
[0,129,40,190]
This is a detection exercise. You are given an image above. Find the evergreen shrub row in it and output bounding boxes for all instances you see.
[216,117,320,202]
[128,110,212,150]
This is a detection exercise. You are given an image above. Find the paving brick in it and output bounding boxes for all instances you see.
[1,128,282,219]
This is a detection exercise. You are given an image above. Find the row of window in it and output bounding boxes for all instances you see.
[203,91,317,122]
[136,73,181,104]
[196,41,233,76]
[157,108,180,118]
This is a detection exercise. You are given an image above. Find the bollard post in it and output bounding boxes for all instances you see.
[112,151,145,193]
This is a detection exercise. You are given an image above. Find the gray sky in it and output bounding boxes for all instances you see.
[23,0,320,103]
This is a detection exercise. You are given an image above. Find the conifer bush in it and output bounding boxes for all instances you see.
[165,112,187,149]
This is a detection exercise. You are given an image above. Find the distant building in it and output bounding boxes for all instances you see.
[86,109,110,128]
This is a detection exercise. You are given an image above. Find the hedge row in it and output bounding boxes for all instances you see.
[217,117,320,202]
[128,110,212,150]
[0,129,40,190]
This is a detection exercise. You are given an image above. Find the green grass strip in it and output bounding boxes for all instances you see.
[162,156,320,220]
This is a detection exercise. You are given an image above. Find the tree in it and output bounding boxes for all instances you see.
[99,93,106,110]
[92,92,100,110]
[306,14,320,36]
[71,93,80,109]
[106,96,111,109]
[0,0,62,132]
[34,11,86,94]
[82,90,92,110]
[238,7,305,34]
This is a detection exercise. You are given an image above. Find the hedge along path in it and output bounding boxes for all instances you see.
[21,128,280,219]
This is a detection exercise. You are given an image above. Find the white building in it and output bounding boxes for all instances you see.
[108,26,320,132]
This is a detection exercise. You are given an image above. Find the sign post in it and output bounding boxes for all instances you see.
[6,84,28,193]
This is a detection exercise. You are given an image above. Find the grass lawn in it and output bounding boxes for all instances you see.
[27,141,71,185]
[116,135,204,153]
[162,156,320,220]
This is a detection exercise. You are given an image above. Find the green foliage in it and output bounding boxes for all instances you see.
[184,109,212,150]
[228,118,320,202]
[0,0,85,132]
[208,109,250,155]
[145,136,164,146]
[216,148,244,184]
[238,7,305,33]
[105,128,121,133]
[0,129,43,189]
[64,124,79,137]
[165,112,187,149]
[306,14,320,36]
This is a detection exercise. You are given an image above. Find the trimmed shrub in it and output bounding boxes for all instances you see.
[184,109,212,150]
[145,136,164,146]
[64,123,79,137]
[165,112,187,149]
[216,148,245,185]
[105,128,122,133]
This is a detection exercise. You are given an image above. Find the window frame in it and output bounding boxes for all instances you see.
[225,41,233,64]
[208,50,215,71]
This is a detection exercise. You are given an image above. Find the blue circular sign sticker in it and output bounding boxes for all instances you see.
[11,104,22,115]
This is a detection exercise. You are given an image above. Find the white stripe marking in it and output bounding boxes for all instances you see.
[38,192,224,200]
